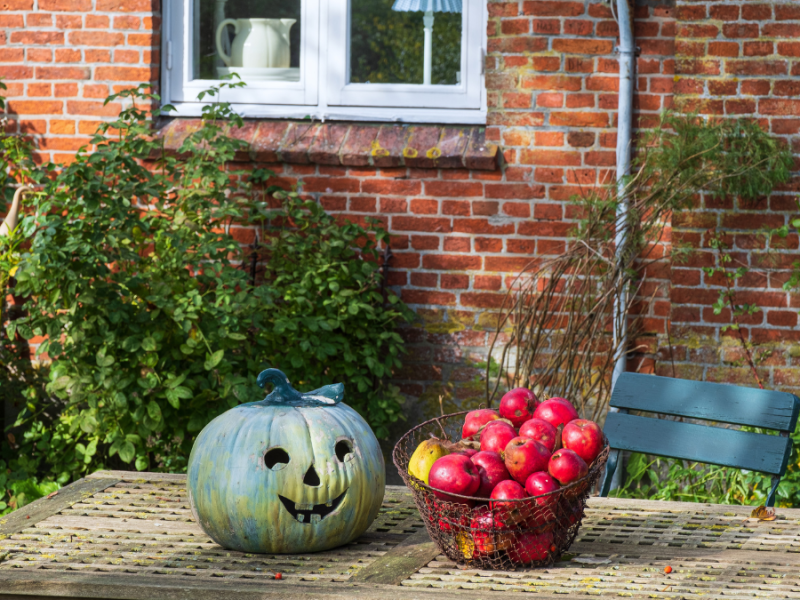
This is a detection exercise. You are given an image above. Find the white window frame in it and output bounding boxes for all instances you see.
[162,0,487,124]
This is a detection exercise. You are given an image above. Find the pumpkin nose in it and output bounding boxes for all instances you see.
[303,464,321,487]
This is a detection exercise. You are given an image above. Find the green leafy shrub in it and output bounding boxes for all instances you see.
[10,83,272,480]
[0,459,59,514]
[2,83,409,492]
[256,192,412,437]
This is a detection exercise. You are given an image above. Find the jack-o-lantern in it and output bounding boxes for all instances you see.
[187,368,385,554]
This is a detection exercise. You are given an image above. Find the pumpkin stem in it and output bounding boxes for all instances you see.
[257,368,301,398]
[257,368,345,406]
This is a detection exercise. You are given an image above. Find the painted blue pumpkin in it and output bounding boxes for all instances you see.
[187,368,385,553]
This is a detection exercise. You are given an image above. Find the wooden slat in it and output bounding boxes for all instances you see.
[0,570,573,600]
[611,372,800,430]
[604,412,793,475]
[568,541,800,564]
[0,478,120,537]
[409,554,800,598]
[35,514,204,536]
[87,471,187,482]
[587,494,800,517]
[350,528,440,585]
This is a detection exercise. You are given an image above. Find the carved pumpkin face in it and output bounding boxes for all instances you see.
[188,399,385,554]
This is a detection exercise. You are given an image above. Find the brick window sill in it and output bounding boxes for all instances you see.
[159,120,498,170]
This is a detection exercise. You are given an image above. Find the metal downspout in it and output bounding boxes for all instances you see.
[609,0,635,490]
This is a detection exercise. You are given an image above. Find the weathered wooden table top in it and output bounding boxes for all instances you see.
[2,471,800,599]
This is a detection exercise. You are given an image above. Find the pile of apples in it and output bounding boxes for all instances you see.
[416,388,606,563]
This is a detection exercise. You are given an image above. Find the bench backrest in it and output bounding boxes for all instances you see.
[605,373,800,477]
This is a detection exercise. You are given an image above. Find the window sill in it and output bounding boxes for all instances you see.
[159,120,498,170]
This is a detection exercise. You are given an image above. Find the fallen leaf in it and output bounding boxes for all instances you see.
[750,506,776,521]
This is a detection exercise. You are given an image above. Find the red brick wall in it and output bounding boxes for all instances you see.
[655,0,800,390]
[0,0,159,163]
[4,0,800,422]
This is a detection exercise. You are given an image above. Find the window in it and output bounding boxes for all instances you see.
[163,0,486,123]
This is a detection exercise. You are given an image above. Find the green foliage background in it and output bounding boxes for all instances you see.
[0,83,410,514]
[350,0,462,85]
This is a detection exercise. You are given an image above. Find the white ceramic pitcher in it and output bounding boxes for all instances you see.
[215,18,296,69]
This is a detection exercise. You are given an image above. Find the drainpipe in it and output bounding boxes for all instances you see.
[609,0,635,490]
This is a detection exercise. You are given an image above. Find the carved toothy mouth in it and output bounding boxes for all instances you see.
[278,490,347,524]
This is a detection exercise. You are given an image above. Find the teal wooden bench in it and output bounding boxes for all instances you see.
[599,373,800,507]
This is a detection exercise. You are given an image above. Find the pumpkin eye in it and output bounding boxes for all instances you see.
[335,440,353,462]
[265,447,290,470]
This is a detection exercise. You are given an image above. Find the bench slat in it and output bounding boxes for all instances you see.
[611,373,800,431]
[604,412,793,476]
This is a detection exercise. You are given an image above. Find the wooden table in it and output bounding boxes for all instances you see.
[2,471,800,599]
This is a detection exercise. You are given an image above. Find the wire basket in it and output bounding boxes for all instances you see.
[393,411,609,569]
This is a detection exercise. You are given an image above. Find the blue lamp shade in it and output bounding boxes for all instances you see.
[391,0,461,12]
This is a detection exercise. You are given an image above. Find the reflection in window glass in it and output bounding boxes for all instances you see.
[194,0,301,81]
[349,0,462,85]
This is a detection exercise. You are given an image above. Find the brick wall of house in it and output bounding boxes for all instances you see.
[0,0,159,163]
[649,0,800,394]
[3,0,800,430]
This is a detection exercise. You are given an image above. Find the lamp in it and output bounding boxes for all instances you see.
[391,0,462,85]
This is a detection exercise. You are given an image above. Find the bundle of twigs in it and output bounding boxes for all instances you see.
[486,112,793,420]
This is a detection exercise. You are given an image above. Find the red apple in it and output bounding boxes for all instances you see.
[489,479,526,509]
[455,447,479,459]
[562,419,604,464]
[429,454,481,504]
[524,471,560,506]
[504,437,551,484]
[532,398,579,429]
[480,420,517,455]
[550,396,573,405]
[470,508,513,556]
[462,408,501,439]
[499,388,538,428]
[471,451,511,498]
[490,479,532,527]
[528,504,557,528]
[548,448,588,486]
[436,512,468,533]
[518,418,558,452]
[508,530,554,564]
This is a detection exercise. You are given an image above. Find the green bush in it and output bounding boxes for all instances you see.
[1,83,409,495]
[257,193,411,437]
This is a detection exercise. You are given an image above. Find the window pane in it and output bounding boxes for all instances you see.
[349,0,462,85]
[194,0,301,81]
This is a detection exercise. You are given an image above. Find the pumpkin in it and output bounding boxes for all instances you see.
[187,368,385,554]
